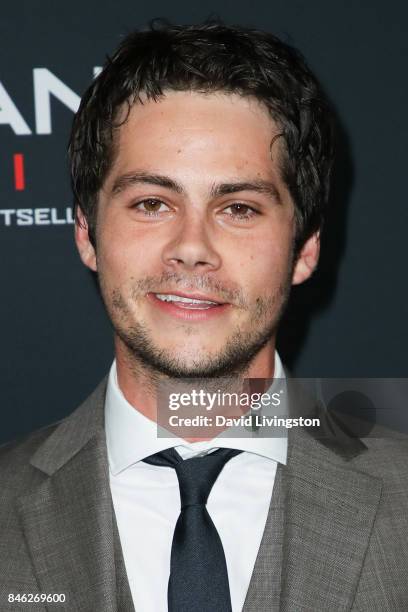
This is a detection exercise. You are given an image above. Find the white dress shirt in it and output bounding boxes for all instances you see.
[105,354,287,612]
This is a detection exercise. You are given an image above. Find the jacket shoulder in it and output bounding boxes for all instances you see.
[0,422,60,496]
[357,426,408,479]
[0,377,108,498]
[0,421,60,456]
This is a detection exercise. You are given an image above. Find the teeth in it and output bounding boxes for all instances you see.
[155,293,218,305]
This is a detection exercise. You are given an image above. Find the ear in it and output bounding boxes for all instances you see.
[74,207,97,272]
[292,231,320,285]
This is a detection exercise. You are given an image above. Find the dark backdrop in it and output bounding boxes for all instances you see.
[1,1,407,444]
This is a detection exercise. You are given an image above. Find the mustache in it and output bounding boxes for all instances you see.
[130,272,247,307]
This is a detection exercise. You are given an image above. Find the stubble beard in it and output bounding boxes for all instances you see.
[102,271,293,382]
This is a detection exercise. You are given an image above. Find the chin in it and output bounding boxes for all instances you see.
[157,350,225,373]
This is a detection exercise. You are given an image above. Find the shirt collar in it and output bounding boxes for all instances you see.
[105,353,287,475]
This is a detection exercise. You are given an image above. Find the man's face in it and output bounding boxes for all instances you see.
[76,91,318,378]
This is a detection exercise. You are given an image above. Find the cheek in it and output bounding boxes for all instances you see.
[97,218,160,283]
[226,230,293,293]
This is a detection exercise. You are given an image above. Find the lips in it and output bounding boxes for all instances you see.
[147,291,230,320]
[154,293,220,309]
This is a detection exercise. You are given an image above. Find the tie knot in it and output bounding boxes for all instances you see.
[144,447,241,509]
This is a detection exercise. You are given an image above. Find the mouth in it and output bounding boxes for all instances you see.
[153,292,224,309]
[147,291,230,320]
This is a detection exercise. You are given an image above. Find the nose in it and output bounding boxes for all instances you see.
[161,212,222,272]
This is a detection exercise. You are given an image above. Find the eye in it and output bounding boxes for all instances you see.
[132,199,171,216]
[222,203,259,220]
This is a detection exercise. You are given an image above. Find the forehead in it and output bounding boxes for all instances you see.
[117,89,277,129]
[109,91,284,180]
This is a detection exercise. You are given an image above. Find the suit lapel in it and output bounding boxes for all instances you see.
[243,463,285,612]
[16,380,127,612]
[244,419,383,611]
[280,427,382,611]
[112,503,136,612]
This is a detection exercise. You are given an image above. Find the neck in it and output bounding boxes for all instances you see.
[114,336,277,440]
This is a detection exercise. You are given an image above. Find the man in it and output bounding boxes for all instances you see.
[1,20,407,612]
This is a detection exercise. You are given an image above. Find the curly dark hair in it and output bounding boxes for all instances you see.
[68,19,335,254]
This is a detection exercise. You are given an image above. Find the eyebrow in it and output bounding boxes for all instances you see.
[210,180,281,202]
[111,172,184,195]
[111,171,282,203]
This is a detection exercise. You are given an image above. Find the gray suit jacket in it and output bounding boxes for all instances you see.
[0,378,407,611]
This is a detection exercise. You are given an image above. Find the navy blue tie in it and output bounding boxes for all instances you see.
[144,447,242,612]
